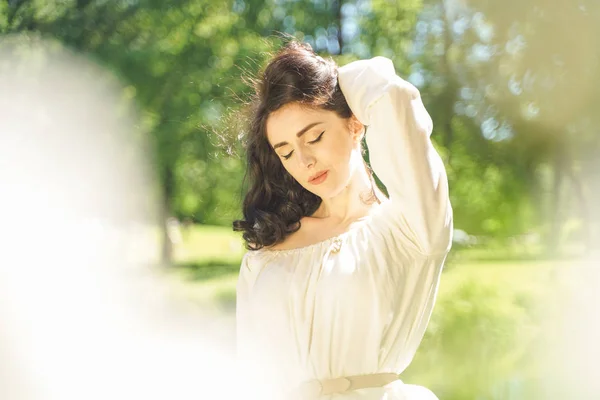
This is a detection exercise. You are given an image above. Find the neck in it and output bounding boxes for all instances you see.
[312,154,377,225]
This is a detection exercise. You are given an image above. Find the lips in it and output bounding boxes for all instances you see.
[308,170,329,184]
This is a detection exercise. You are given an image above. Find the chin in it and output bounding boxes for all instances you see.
[317,180,351,200]
[302,182,333,199]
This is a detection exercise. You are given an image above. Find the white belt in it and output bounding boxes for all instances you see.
[296,372,401,399]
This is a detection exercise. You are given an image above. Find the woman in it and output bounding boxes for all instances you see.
[233,41,452,399]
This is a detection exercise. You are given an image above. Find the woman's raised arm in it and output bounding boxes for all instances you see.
[338,56,452,256]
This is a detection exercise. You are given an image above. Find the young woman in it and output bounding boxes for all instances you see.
[233,41,453,399]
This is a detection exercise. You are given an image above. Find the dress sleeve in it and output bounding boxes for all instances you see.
[338,56,453,256]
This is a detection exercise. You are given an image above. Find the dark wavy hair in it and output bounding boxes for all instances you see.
[233,41,379,250]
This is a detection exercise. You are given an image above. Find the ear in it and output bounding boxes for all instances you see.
[349,115,365,144]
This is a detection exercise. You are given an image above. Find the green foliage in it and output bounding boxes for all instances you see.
[411,0,600,245]
[406,276,541,398]
[2,0,597,247]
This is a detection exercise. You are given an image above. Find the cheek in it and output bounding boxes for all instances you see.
[328,139,354,168]
[280,158,302,181]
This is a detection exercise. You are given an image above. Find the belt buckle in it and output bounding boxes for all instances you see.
[336,377,353,393]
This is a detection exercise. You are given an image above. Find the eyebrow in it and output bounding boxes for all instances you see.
[272,122,323,150]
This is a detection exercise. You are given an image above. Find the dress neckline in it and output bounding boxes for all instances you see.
[253,216,371,256]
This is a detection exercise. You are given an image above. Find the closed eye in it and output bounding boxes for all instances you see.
[281,131,324,160]
[309,131,325,144]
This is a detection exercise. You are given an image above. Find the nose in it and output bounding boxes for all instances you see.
[297,148,316,169]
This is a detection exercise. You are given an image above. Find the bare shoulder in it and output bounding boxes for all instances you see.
[267,217,327,251]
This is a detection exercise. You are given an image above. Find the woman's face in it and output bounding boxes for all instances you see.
[265,102,364,199]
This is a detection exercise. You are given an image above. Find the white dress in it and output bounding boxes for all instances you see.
[235,56,453,400]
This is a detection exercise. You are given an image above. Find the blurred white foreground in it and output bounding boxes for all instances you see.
[0,36,256,400]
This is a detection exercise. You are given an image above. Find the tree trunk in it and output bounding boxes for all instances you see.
[440,0,457,166]
[160,167,175,267]
[335,0,343,54]
[547,146,565,255]
[566,165,591,255]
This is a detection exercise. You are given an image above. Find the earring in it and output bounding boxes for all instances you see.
[356,126,366,143]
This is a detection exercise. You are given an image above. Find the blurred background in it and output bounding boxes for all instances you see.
[1,0,600,399]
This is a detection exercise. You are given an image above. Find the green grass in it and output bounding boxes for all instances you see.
[167,224,245,310]
[166,224,591,399]
[168,224,572,311]
[174,224,246,264]
[167,223,569,319]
